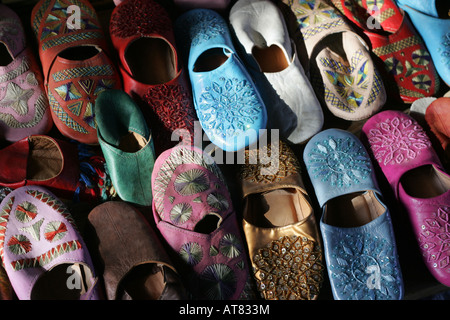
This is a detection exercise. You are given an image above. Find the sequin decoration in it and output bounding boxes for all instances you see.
[307,136,371,187]
[253,235,324,300]
[367,116,431,166]
[240,141,300,184]
[327,233,403,300]
[418,206,450,273]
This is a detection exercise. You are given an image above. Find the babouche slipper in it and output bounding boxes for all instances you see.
[280,0,386,121]
[362,110,450,287]
[175,9,267,152]
[331,0,440,103]
[152,145,256,299]
[304,128,404,300]
[109,0,197,153]
[31,0,121,144]
[230,0,323,145]
[0,185,100,299]
[0,4,52,142]
[239,140,324,300]
[88,201,187,300]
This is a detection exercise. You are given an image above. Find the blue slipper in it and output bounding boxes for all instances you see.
[396,0,450,85]
[303,129,404,300]
[174,9,267,152]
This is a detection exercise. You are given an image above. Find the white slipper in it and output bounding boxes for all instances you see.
[229,0,323,144]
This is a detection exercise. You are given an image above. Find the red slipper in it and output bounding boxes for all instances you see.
[31,0,121,144]
[109,0,197,153]
[332,0,439,103]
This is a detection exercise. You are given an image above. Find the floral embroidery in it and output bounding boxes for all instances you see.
[199,263,237,300]
[0,82,34,116]
[179,242,203,266]
[143,83,196,137]
[7,234,32,255]
[109,0,171,38]
[15,202,38,223]
[198,77,263,139]
[44,221,68,242]
[219,233,242,259]
[328,233,403,300]
[179,10,226,47]
[419,206,450,272]
[367,116,431,165]
[253,235,324,300]
[307,136,371,187]
[170,202,192,225]
[174,169,209,196]
[289,0,339,28]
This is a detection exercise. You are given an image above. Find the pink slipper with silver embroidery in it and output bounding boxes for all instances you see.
[362,110,450,287]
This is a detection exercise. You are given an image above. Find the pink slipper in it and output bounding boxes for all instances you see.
[151,145,256,300]
[0,5,53,142]
[0,185,101,299]
[361,110,450,287]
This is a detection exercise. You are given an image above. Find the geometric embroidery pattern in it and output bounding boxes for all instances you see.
[25,189,77,230]
[7,234,32,255]
[19,218,44,241]
[0,197,14,264]
[67,101,83,116]
[367,70,383,106]
[15,202,37,223]
[48,91,89,134]
[372,36,422,57]
[10,240,82,271]
[301,19,345,41]
[44,221,68,242]
[51,65,114,82]
[41,32,102,51]
[54,83,82,101]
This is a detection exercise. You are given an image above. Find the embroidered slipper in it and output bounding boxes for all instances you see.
[239,140,324,300]
[0,5,52,143]
[280,0,386,121]
[304,128,404,300]
[0,135,114,202]
[109,0,197,154]
[95,89,156,207]
[396,0,450,86]
[0,185,101,299]
[151,145,256,300]
[88,201,187,300]
[425,97,450,157]
[229,0,323,145]
[361,110,450,287]
[30,0,121,145]
[331,0,440,103]
[175,9,267,152]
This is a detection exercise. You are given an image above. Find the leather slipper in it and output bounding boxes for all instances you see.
[0,185,101,299]
[239,140,324,300]
[230,0,323,145]
[30,0,121,144]
[280,0,386,120]
[304,128,404,300]
[362,110,450,287]
[0,4,52,142]
[331,0,440,103]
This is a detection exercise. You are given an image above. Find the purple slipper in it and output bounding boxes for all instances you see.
[151,145,256,300]
[0,185,100,299]
[362,110,450,287]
